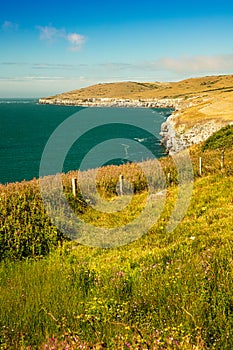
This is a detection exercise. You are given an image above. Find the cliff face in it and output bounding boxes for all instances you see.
[40,95,232,154]
[160,112,228,154]
[39,97,182,109]
[40,75,233,154]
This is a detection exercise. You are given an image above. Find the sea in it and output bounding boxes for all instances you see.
[0,98,172,184]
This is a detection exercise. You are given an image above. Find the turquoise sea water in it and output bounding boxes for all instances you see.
[0,99,172,184]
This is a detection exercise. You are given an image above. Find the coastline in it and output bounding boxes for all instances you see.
[160,112,228,154]
[39,96,182,154]
[39,75,233,154]
[39,97,182,109]
[39,95,232,155]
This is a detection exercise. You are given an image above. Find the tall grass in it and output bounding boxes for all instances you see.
[0,181,65,261]
[0,139,233,348]
[1,173,233,349]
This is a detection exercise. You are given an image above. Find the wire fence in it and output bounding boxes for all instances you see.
[68,148,233,198]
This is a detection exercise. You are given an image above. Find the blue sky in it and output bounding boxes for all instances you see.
[0,0,232,97]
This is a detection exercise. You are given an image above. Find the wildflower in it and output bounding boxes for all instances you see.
[190,236,195,240]
[125,326,131,330]
[116,270,125,277]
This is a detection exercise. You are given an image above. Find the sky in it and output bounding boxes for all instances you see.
[0,0,232,97]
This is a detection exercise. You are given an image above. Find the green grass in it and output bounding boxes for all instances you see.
[202,124,233,151]
[1,141,233,349]
[0,181,65,261]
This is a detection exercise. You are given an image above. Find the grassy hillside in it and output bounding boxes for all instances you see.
[46,75,233,100]
[202,124,233,151]
[174,89,233,128]
[1,138,233,349]
[43,74,233,129]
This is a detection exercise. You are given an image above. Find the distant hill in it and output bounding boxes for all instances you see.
[43,75,233,128]
[45,74,233,100]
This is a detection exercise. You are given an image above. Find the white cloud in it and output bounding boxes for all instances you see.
[37,25,86,51]
[24,76,65,81]
[151,54,233,73]
[0,76,68,83]
[37,25,65,42]
[2,20,18,31]
[67,33,86,51]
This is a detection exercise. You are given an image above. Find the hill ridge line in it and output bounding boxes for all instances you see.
[39,75,233,154]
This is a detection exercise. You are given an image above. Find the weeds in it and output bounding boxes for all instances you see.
[0,138,233,348]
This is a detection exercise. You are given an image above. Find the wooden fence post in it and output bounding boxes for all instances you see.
[119,175,124,196]
[221,150,225,169]
[199,157,202,176]
[167,172,171,185]
[72,178,77,197]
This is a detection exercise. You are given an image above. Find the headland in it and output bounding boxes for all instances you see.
[39,75,233,154]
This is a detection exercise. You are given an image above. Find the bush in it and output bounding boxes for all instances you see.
[202,125,233,151]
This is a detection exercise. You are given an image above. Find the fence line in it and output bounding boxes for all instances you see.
[199,157,202,176]
[71,150,229,194]
[72,178,77,197]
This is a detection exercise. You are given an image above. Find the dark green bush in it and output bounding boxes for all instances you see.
[202,125,233,151]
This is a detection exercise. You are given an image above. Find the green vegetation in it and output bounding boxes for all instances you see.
[0,181,65,261]
[202,124,233,151]
[1,140,233,349]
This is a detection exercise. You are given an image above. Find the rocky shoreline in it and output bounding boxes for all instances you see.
[39,97,183,109]
[160,112,228,154]
[39,97,229,154]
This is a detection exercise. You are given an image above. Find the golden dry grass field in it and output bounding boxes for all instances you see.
[45,74,233,129]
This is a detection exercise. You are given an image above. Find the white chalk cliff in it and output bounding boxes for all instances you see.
[160,111,228,154]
